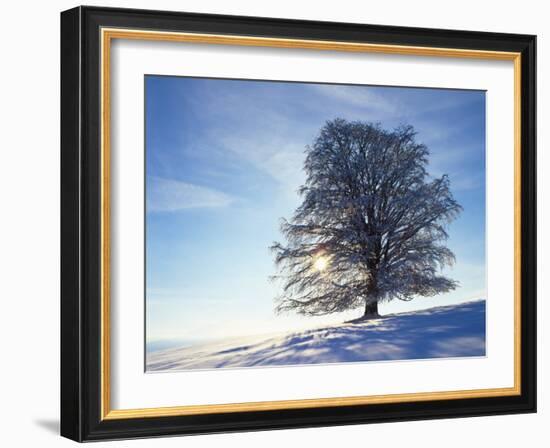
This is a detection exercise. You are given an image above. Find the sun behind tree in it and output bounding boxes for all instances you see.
[271,119,462,319]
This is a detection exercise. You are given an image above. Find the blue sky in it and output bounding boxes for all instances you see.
[145,76,486,344]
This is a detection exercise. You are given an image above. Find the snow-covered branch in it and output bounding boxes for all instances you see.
[271,119,462,317]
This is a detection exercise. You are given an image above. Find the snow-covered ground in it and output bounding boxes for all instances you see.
[146,300,485,372]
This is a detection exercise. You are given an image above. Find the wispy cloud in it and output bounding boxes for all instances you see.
[184,84,313,194]
[308,84,399,116]
[219,135,306,194]
[428,144,485,192]
[147,176,235,212]
[447,172,484,192]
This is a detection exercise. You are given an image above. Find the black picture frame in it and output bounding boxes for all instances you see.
[61,5,536,442]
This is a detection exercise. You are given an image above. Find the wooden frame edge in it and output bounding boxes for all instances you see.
[99,27,523,421]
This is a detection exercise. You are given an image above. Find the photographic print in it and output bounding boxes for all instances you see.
[61,9,536,440]
[144,76,486,372]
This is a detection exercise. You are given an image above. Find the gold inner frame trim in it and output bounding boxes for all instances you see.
[100,27,522,421]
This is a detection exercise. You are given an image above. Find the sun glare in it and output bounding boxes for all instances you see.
[313,256,329,272]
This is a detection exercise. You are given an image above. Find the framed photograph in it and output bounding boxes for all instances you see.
[60,6,536,442]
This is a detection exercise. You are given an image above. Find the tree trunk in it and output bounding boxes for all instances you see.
[363,300,379,318]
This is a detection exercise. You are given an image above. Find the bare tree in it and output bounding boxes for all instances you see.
[271,119,462,318]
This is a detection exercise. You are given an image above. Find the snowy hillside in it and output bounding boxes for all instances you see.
[146,300,485,372]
